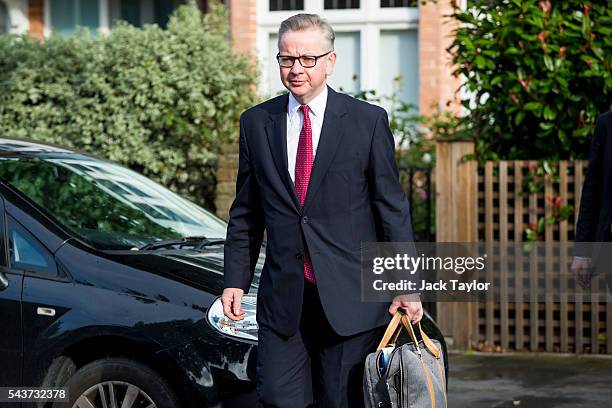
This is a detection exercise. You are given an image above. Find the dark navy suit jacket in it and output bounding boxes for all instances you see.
[224,86,416,337]
[576,111,612,244]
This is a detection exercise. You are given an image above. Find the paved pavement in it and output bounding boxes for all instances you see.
[447,351,612,407]
[224,350,612,407]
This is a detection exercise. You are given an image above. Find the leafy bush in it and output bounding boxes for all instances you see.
[0,2,257,210]
[448,0,612,160]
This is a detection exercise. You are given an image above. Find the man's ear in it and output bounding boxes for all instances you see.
[325,52,337,76]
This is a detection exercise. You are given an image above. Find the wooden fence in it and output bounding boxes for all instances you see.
[436,140,612,354]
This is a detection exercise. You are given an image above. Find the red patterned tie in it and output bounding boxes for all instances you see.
[295,105,316,284]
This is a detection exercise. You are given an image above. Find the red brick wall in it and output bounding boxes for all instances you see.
[214,143,239,221]
[418,0,461,117]
[28,0,45,40]
[228,0,257,57]
[215,0,257,219]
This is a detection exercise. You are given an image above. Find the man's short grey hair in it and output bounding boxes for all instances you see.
[278,14,335,51]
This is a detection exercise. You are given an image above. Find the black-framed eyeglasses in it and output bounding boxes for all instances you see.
[276,51,333,68]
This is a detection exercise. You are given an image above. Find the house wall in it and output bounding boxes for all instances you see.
[215,0,258,220]
[28,0,44,39]
[255,0,420,106]
[418,0,461,116]
[229,0,257,56]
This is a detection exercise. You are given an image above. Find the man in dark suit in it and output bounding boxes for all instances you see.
[222,13,422,408]
[573,111,612,288]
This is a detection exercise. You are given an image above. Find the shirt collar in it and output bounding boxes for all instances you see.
[288,85,328,121]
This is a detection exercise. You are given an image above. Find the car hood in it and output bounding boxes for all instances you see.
[105,245,263,296]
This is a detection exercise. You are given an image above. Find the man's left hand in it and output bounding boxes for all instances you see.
[571,256,593,289]
[389,294,423,324]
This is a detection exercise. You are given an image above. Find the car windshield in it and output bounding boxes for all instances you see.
[0,154,228,250]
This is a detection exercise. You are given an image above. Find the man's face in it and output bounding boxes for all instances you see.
[278,28,336,105]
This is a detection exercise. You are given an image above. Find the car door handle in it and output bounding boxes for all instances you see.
[37,307,56,317]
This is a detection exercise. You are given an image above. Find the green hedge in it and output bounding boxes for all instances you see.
[448,0,612,160]
[0,2,257,210]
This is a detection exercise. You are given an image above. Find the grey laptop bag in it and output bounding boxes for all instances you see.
[363,312,447,408]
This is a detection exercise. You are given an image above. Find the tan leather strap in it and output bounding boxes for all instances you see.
[400,315,422,357]
[377,313,442,360]
[401,315,434,407]
[419,355,436,408]
[418,321,441,359]
[390,322,402,345]
[376,312,403,351]
[435,357,448,407]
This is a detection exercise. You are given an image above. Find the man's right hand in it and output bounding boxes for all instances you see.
[571,257,592,289]
[221,288,246,321]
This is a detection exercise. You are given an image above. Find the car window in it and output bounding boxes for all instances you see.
[0,156,228,250]
[7,216,57,275]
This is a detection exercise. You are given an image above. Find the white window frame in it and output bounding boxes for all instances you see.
[2,0,29,34]
[44,0,111,37]
[256,0,419,97]
[43,0,189,37]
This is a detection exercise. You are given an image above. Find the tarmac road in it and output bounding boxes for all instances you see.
[447,351,612,408]
[222,350,612,407]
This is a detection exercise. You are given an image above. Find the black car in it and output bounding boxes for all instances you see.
[0,137,448,408]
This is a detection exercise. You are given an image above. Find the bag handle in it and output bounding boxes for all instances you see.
[377,311,442,359]
[400,315,442,359]
[401,315,439,408]
[376,312,403,351]
[417,321,442,359]
[400,314,422,358]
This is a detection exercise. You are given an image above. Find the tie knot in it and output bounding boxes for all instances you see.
[299,105,310,115]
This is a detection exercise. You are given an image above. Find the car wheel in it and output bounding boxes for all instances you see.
[53,357,180,408]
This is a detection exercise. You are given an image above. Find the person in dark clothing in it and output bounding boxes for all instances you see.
[573,110,612,290]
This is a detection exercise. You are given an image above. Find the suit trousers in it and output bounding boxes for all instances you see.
[256,281,385,408]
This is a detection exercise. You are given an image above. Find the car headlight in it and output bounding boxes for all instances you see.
[207,294,258,341]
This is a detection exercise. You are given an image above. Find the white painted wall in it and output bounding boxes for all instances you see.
[256,0,419,103]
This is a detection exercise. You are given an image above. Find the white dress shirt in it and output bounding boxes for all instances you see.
[287,86,328,183]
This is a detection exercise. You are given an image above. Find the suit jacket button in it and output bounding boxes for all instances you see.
[302,216,309,224]
[295,253,303,260]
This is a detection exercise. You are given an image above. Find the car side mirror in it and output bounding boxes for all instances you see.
[0,271,8,290]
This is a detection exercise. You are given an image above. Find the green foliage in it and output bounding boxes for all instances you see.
[522,160,573,244]
[448,0,612,160]
[0,2,257,210]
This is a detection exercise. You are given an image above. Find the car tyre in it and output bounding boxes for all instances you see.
[53,357,180,408]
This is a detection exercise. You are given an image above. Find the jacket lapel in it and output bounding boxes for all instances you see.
[264,95,301,211]
[302,87,348,214]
